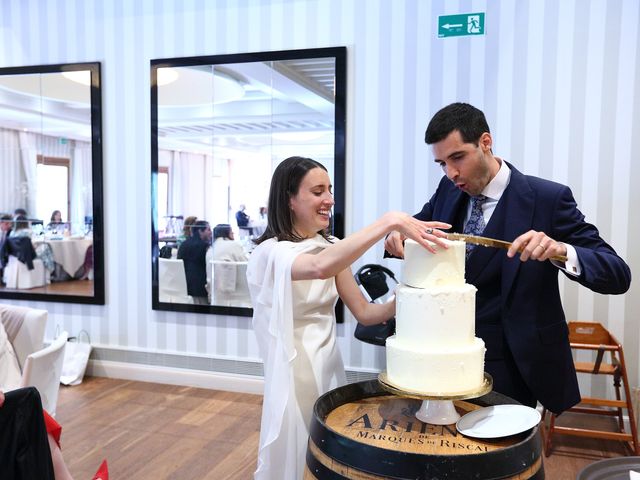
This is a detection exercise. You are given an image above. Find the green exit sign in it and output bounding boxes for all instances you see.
[438,13,485,38]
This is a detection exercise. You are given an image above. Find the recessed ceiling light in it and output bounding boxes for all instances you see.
[157,67,244,106]
[61,70,91,86]
[157,67,179,86]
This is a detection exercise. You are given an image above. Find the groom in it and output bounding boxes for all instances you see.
[385,102,631,414]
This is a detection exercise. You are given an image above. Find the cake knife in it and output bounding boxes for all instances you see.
[446,233,568,263]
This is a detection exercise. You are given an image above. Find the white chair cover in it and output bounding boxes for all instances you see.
[159,258,193,303]
[211,261,251,307]
[3,256,49,289]
[0,305,48,370]
[20,331,68,416]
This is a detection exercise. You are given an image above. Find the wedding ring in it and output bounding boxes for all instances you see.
[536,244,546,250]
[425,228,433,235]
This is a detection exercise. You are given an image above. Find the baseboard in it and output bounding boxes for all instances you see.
[87,359,265,395]
[83,344,379,395]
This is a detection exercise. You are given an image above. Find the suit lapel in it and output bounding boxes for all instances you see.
[499,165,535,300]
[464,163,535,291]
[437,187,467,228]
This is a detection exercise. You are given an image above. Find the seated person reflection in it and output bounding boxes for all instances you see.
[176,215,197,247]
[46,210,66,234]
[13,208,27,220]
[10,216,54,274]
[1,214,13,244]
[9,216,31,239]
[211,224,248,262]
[177,220,211,304]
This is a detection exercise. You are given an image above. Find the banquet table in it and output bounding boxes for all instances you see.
[34,237,93,277]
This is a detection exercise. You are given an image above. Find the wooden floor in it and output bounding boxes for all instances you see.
[56,377,632,479]
[0,279,93,296]
[57,377,261,479]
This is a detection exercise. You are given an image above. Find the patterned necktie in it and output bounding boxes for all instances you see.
[463,195,487,258]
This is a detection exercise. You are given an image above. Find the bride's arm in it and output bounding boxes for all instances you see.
[335,269,395,326]
[291,212,450,281]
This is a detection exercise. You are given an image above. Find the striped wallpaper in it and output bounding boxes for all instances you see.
[1,0,638,399]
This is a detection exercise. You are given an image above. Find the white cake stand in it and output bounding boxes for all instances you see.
[378,372,493,425]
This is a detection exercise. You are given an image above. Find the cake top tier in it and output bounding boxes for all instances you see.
[402,239,466,288]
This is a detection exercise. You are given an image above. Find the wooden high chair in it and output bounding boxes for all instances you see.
[541,321,639,456]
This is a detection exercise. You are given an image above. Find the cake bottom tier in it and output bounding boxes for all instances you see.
[386,336,486,395]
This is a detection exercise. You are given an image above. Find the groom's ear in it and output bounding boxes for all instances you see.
[479,132,492,152]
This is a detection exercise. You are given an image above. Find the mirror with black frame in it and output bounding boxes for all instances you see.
[151,47,346,316]
[0,62,104,304]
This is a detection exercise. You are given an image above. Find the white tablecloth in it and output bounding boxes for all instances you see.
[35,238,93,276]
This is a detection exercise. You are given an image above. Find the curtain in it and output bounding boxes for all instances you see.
[3,129,90,230]
[0,128,23,213]
[160,149,219,225]
[167,150,183,217]
[17,131,38,217]
[166,150,207,220]
[70,140,92,234]
[39,134,71,158]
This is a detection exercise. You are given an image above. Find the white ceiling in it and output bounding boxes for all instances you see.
[0,71,92,141]
[156,57,337,154]
[0,58,337,154]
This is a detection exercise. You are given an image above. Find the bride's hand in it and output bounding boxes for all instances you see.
[383,212,450,254]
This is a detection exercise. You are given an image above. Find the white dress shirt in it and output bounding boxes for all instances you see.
[464,159,580,275]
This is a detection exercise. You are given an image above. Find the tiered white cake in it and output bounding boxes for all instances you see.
[385,239,486,394]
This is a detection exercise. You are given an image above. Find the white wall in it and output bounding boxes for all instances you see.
[1,0,639,398]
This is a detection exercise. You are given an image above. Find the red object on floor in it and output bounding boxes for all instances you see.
[42,410,62,448]
[92,460,109,480]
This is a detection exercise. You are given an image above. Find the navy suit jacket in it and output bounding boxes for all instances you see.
[177,237,209,297]
[414,162,631,414]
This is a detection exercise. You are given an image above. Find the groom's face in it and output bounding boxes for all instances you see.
[432,130,496,196]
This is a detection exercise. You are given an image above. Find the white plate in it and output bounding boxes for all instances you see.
[456,405,541,439]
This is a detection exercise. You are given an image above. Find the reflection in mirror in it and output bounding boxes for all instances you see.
[151,48,346,315]
[0,63,104,304]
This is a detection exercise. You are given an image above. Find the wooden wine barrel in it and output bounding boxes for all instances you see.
[305,379,543,479]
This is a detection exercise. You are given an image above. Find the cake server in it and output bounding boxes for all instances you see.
[446,233,568,263]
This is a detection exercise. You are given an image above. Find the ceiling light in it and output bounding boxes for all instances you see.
[61,70,91,86]
[157,67,179,86]
[157,68,245,106]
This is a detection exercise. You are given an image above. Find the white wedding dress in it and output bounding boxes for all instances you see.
[247,235,346,480]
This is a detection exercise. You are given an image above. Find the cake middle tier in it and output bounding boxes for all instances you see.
[386,336,486,395]
[395,283,477,349]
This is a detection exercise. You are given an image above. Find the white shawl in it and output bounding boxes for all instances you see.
[0,321,22,392]
[247,237,332,480]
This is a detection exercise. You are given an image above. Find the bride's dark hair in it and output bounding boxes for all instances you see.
[254,156,332,245]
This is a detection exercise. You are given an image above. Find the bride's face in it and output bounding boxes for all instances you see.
[289,168,334,238]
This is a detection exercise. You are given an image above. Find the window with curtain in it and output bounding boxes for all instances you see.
[36,155,70,222]
[158,167,169,232]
